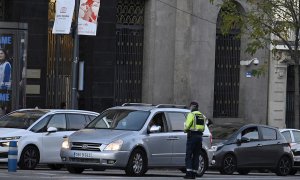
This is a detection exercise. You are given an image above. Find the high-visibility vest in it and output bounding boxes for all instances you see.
[184,111,205,132]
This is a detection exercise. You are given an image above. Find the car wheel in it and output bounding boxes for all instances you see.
[220,154,237,175]
[237,169,250,175]
[289,169,298,175]
[275,156,292,176]
[125,148,148,176]
[47,164,63,170]
[66,166,84,174]
[19,145,40,170]
[196,151,208,177]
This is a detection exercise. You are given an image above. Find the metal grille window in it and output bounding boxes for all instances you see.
[0,0,5,20]
[286,66,297,128]
[213,33,241,118]
[46,0,73,108]
[115,0,144,105]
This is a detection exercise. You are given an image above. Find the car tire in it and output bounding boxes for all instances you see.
[66,166,84,174]
[289,169,298,175]
[275,156,292,176]
[47,164,63,170]
[19,145,40,170]
[219,154,237,175]
[125,148,148,176]
[196,150,208,177]
[237,169,250,175]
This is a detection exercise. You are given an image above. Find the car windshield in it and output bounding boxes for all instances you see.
[210,122,244,141]
[0,110,47,129]
[87,109,150,131]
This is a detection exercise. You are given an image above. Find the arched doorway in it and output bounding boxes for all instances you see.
[213,3,243,118]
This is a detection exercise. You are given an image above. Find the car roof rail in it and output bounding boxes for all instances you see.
[122,103,154,107]
[155,104,188,109]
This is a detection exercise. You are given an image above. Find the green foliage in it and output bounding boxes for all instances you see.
[251,61,268,78]
[210,0,300,65]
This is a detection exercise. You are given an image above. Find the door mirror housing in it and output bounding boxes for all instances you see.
[148,125,161,133]
[241,136,250,143]
[47,127,58,133]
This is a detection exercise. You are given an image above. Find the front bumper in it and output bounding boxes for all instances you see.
[60,148,130,168]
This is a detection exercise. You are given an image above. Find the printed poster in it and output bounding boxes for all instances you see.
[78,0,101,36]
[0,34,13,112]
[52,0,75,34]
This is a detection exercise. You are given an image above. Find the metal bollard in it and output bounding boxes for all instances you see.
[8,141,18,172]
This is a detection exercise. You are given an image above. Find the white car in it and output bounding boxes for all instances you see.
[0,109,99,170]
[280,128,300,175]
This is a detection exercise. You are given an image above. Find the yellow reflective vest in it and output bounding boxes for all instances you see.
[184,111,205,132]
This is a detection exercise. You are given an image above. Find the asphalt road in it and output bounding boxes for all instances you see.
[0,165,299,180]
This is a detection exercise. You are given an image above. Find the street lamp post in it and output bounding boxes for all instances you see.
[71,0,80,109]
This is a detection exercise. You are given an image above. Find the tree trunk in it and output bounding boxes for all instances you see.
[294,65,300,128]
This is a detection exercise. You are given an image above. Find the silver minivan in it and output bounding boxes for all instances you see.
[61,104,212,176]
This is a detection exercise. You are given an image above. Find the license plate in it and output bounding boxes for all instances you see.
[74,152,92,158]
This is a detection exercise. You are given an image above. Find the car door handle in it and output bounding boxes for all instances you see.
[257,144,263,147]
[167,136,179,140]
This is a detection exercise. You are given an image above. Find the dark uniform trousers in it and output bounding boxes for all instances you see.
[185,131,203,173]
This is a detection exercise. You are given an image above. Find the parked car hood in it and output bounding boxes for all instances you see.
[0,128,30,138]
[69,128,135,144]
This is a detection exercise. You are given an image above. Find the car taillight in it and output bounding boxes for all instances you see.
[210,134,212,146]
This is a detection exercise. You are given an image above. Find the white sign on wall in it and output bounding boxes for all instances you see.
[78,0,101,36]
[52,0,75,34]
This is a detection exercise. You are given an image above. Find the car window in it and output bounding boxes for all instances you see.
[67,114,88,130]
[282,131,292,143]
[47,114,66,131]
[0,110,47,129]
[87,109,149,131]
[241,127,259,141]
[86,115,96,122]
[261,127,277,140]
[293,130,300,143]
[148,112,167,133]
[166,112,186,132]
[30,115,51,133]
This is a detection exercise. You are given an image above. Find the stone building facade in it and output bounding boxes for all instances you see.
[1,0,294,128]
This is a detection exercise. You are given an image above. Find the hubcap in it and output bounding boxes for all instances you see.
[197,155,205,174]
[132,153,143,174]
[23,148,38,168]
[279,158,290,175]
[224,156,236,173]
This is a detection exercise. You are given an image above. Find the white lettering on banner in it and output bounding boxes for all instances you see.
[78,0,101,36]
[52,0,75,34]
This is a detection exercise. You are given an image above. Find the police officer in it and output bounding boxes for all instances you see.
[184,101,206,179]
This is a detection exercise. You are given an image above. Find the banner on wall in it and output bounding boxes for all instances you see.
[0,34,13,110]
[78,0,101,36]
[52,0,75,34]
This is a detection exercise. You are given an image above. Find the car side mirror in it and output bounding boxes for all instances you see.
[47,127,58,134]
[241,136,250,143]
[148,125,161,133]
[206,119,213,127]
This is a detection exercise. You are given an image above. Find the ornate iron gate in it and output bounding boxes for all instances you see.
[115,0,144,105]
[213,33,241,118]
[46,0,73,108]
[286,66,296,128]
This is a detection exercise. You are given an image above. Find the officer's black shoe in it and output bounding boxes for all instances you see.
[183,175,195,179]
[184,171,195,179]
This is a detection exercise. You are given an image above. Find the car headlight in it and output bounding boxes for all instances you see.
[62,139,70,149]
[0,136,22,141]
[211,143,224,151]
[104,139,123,151]
[0,142,10,147]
